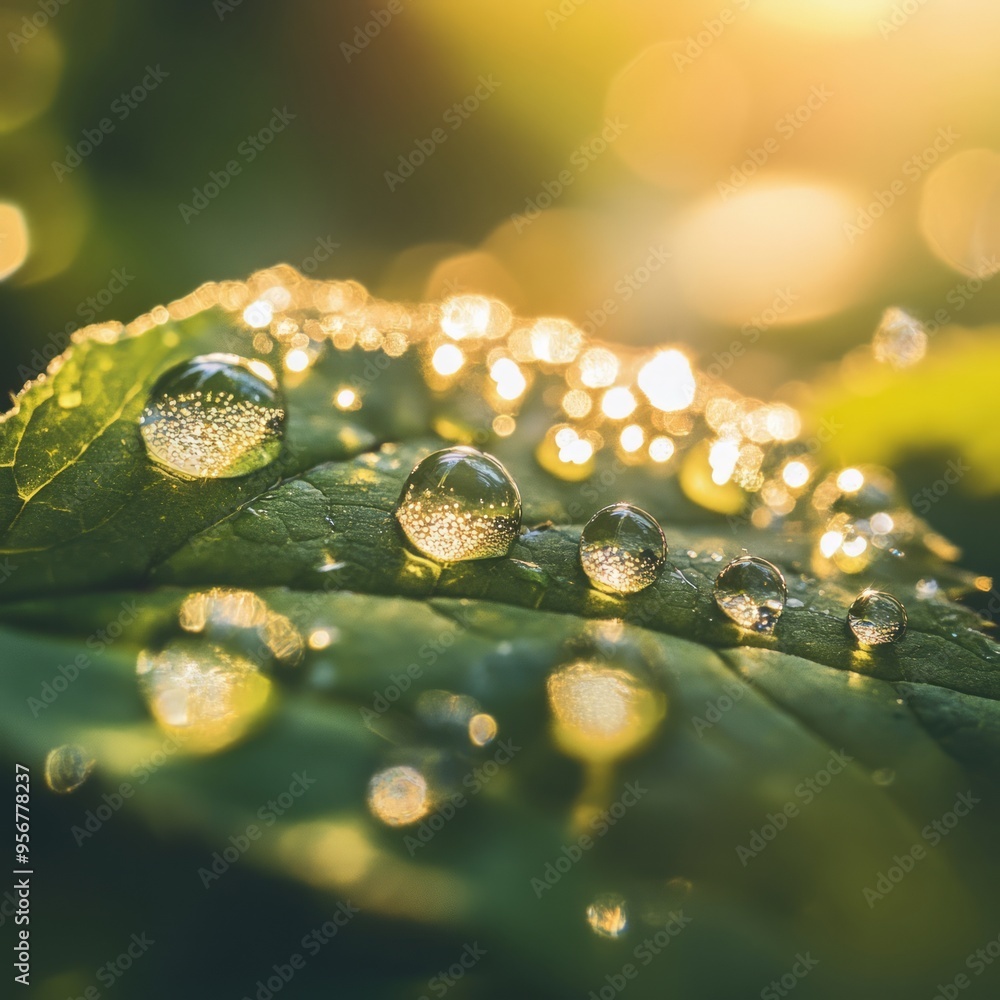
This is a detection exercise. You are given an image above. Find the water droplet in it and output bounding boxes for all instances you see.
[58,389,82,409]
[139,353,284,478]
[136,641,272,753]
[395,447,521,562]
[44,744,94,794]
[872,307,927,369]
[547,659,664,763]
[586,893,629,939]
[847,590,907,647]
[468,713,498,746]
[579,504,666,595]
[713,555,787,632]
[367,765,429,826]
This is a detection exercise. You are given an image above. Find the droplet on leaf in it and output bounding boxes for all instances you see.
[139,353,284,479]
[44,744,95,794]
[847,589,907,646]
[366,765,429,827]
[395,446,521,562]
[713,555,787,632]
[579,503,667,595]
[586,893,629,939]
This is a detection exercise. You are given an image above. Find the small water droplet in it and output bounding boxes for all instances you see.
[395,447,521,562]
[586,893,629,939]
[139,353,284,479]
[468,713,498,746]
[367,765,429,826]
[547,659,664,763]
[847,590,907,647]
[45,744,94,794]
[872,767,896,786]
[136,640,272,753]
[713,555,787,632]
[579,503,666,595]
[58,389,82,409]
[786,597,805,608]
[916,578,939,600]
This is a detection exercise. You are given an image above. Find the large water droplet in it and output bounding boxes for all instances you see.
[579,503,666,595]
[713,555,787,632]
[847,589,907,646]
[140,353,284,479]
[395,446,521,562]
[586,893,629,939]
[44,744,95,794]
[366,765,430,826]
[136,640,272,753]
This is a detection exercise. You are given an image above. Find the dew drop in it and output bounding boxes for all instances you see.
[468,712,498,746]
[847,590,907,646]
[395,446,521,562]
[136,640,272,753]
[139,353,284,479]
[579,503,666,595]
[44,744,94,794]
[713,555,787,632]
[366,765,429,827]
[547,659,664,764]
[586,893,629,939]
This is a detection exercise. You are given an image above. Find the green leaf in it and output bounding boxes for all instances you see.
[3,299,999,1000]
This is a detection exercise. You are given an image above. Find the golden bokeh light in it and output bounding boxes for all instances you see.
[0,203,29,280]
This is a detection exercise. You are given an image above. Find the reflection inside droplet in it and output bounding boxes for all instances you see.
[847,590,907,647]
